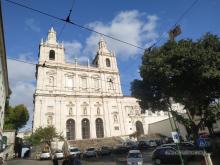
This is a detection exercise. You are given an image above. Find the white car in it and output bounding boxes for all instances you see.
[127,150,143,165]
[69,147,81,157]
[40,151,51,160]
[53,150,64,159]
[83,148,97,158]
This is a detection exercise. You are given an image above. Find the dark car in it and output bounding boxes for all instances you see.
[138,141,150,150]
[159,142,197,151]
[97,146,111,156]
[112,144,129,154]
[152,146,189,165]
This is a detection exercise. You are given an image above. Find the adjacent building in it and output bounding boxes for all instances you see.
[33,28,183,141]
[0,2,10,149]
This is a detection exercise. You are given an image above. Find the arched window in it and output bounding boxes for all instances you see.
[49,50,55,60]
[82,118,90,139]
[66,119,75,140]
[106,58,111,67]
[96,118,104,138]
[136,121,144,135]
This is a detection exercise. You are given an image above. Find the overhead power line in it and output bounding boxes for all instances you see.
[7,57,130,89]
[147,0,200,50]
[7,57,36,65]
[4,0,146,51]
[58,0,76,40]
[4,0,200,52]
[173,0,200,27]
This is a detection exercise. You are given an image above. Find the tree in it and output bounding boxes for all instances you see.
[30,126,64,148]
[4,104,29,131]
[131,33,220,140]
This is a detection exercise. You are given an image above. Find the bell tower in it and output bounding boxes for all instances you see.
[92,36,118,72]
[38,27,65,64]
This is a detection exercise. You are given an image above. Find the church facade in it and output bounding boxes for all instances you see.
[33,28,171,140]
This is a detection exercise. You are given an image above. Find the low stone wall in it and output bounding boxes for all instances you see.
[68,136,123,151]
[2,144,14,160]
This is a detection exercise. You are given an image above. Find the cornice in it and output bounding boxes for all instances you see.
[37,63,119,75]
[34,93,124,99]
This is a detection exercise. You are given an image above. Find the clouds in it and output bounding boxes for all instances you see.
[83,10,159,59]
[64,41,92,64]
[64,41,82,62]
[8,10,160,130]
[25,18,41,32]
[7,53,36,129]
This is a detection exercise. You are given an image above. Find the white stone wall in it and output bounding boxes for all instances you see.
[0,46,8,142]
[148,118,188,140]
[33,28,173,140]
[0,58,6,133]
[3,131,16,145]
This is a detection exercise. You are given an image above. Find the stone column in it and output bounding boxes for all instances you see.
[75,98,81,140]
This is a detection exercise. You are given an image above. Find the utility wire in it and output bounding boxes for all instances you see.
[4,0,145,51]
[147,0,200,50]
[58,0,76,40]
[57,22,67,40]
[173,0,200,27]
[7,57,130,90]
[4,0,200,51]
[7,57,36,65]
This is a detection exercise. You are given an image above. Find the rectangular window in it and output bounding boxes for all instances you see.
[94,78,99,90]
[66,77,73,88]
[125,106,133,115]
[82,77,87,89]
[114,126,119,130]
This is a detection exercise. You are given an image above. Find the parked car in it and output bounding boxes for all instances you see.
[97,146,111,156]
[138,140,150,150]
[148,140,157,147]
[127,150,143,165]
[180,142,197,150]
[159,142,197,151]
[152,146,190,165]
[40,151,51,160]
[112,144,129,154]
[53,150,64,159]
[83,148,97,158]
[123,141,138,150]
[69,147,81,157]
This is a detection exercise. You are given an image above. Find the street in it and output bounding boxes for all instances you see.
[4,159,201,165]
[5,151,201,165]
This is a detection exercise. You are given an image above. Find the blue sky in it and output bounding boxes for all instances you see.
[2,0,220,130]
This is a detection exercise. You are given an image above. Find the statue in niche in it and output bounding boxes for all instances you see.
[113,114,118,123]
[69,107,73,115]
[48,76,54,86]
[83,107,87,115]
[47,116,53,125]
[97,107,100,115]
